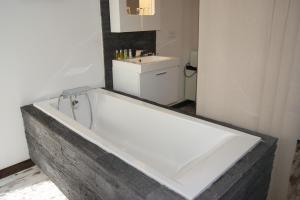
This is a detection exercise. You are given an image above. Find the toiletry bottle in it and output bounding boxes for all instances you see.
[124,49,128,59]
[136,49,142,57]
[120,49,124,60]
[115,50,119,60]
[129,49,133,58]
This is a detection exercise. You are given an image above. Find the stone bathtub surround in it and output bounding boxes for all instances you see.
[21,94,277,200]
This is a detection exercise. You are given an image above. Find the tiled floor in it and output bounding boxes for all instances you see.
[172,100,196,115]
[288,141,300,200]
[0,166,67,200]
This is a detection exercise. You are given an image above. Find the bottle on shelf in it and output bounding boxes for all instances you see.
[115,50,120,60]
[124,49,128,59]
[128,49,133,58]
[120,49,124,60]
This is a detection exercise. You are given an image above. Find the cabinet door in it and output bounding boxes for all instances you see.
[140,67,179,105]
[109,0,160,32]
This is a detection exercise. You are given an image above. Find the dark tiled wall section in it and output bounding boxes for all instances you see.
[100,0,156,89]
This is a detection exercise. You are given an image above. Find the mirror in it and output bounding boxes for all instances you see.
[126,0,155,15]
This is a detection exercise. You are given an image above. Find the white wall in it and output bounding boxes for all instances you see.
[196,0,300,199]
[0,0,105,170]
[197,0,275,129]
[157,0,199,101]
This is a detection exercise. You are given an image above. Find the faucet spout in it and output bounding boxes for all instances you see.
[61,86,92,98]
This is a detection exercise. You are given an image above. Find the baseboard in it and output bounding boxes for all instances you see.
[0,159,35,179]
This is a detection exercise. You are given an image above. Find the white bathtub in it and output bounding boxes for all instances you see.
[34,88,260,200]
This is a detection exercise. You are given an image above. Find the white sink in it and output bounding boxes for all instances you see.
[126,56,173,64]
[113,56,179,73]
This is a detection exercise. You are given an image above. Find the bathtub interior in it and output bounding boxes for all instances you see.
[40,88,261,199]
[48,89,258,177]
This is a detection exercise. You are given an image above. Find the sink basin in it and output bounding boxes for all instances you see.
[126,56,173,64]
[113,56,179,73]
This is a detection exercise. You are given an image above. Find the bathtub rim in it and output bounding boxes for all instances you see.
[33,88,261,200]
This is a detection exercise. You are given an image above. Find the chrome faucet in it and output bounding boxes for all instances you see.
[61,86,92,99]
[57,86,93,129]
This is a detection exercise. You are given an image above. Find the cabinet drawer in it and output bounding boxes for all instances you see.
[140,67,179,105]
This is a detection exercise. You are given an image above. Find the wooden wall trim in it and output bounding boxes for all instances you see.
[0,159,34,179]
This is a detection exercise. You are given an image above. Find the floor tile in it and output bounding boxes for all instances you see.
[0,166,67,200]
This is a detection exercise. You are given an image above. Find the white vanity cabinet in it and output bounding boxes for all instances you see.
[113,56,180,105]
[109,0,160,32]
